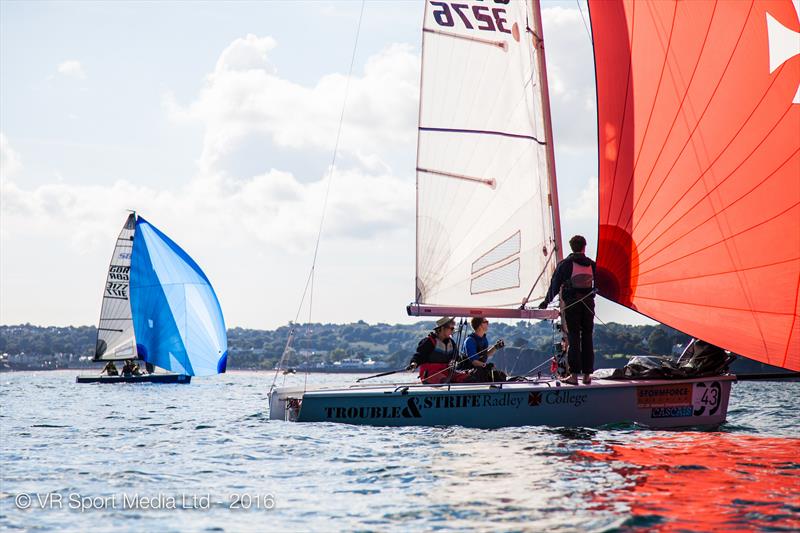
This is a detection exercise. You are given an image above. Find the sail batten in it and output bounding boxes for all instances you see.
[589,0,800,370]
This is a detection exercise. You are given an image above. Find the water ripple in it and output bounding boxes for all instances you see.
[1,371,798,531]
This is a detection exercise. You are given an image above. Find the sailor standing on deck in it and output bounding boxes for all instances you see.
[407,317,471,384]
[539,235,597,385]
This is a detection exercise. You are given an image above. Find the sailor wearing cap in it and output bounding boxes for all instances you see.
[407,317,472,384]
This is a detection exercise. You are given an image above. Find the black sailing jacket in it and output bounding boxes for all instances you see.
[542,252,597,306]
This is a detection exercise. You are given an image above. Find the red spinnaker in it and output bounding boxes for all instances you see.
[588,0,800,370]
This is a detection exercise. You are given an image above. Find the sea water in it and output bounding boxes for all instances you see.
[1,371,798,531]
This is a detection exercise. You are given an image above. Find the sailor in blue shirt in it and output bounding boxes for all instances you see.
[461,317,506,382]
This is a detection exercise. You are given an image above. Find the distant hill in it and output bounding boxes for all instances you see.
[0,321,787,374]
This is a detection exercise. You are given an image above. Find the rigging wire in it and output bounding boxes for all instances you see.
[269,0,367,393]
[307,0,367,322]
[575,0,592,43]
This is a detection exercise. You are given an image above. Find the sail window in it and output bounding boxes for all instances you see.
[472,231,521,274]
[470,258,520,294]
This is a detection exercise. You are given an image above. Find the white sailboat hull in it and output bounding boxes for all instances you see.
[269,375,734,429]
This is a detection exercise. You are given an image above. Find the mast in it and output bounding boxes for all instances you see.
[530,0,563,263]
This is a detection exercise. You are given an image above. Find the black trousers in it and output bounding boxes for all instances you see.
[564,298,595,375]
[470,365,507,383]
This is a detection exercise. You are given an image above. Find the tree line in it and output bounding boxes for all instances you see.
[0,320,689,370]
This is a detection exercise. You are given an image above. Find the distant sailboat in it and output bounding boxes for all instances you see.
[269,0,799,427]
[77,213,228,384]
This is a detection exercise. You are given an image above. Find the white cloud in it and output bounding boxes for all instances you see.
[213,34,277,74]
[563,176,598,222]
[0,133,22,178]
[166,38,419,177]
[2,35,421,328]
[0,166,413,328]
[57,60,86,79]
[541,6,597,152]
[1,16,609,327]
[0,166,412,251]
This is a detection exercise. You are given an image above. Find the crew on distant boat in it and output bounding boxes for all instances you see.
[539,235,597,385]
[460,317,507,382]
[407,317,471,384]
[101,361,119,376]
[121,359,142,377]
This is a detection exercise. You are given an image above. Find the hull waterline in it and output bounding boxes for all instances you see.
[76,373,191,384]
[269,375,734,429]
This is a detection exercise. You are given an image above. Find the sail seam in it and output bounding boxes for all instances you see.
[635,257,800,287]
[618,1,718,233]
[634,199,799,279]
[782,272,800,368]
[632,295,795,316]
[630,0,756,239]
[634,142,799,273]
[603,0,637,226]
[613,0,679,229]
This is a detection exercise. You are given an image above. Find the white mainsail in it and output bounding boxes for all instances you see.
[94,213,137,361]
[415,0,560,313]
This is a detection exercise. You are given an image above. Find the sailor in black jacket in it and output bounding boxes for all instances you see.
[539,235,597,385]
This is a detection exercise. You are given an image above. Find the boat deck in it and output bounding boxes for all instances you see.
[277,373,736,397]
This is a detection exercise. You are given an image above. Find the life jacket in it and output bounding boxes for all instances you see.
[569,262,594,291]
[420,334,456,364]
[464,333,489,362]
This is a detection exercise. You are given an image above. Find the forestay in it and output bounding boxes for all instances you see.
[589,0,800,370]
[415,0,559,310]
[94,213,137,361]
[130,217,228,376]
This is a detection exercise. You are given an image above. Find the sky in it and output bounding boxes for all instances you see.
[0,0,652,329]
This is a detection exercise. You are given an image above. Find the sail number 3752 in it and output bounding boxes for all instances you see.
[430,0,513,34]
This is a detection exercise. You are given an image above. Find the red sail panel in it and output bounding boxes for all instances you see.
[589,0,800,370]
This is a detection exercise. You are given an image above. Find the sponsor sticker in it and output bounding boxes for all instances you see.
[651,405,693,418]
[636,384,692,407]
[544,390,587,408]
[323,392,524,420]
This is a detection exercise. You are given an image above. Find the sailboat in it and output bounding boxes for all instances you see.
[77,213,229,384]
[268,0,799,427]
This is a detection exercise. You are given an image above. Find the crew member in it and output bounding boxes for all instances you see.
[539,235,596,385]
[407,317,471,384]
[101,361,119,376]
[461,317,506,382]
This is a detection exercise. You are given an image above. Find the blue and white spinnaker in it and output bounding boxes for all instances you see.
[130,217,228,376]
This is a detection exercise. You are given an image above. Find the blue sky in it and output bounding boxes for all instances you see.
[0,0,650,329]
